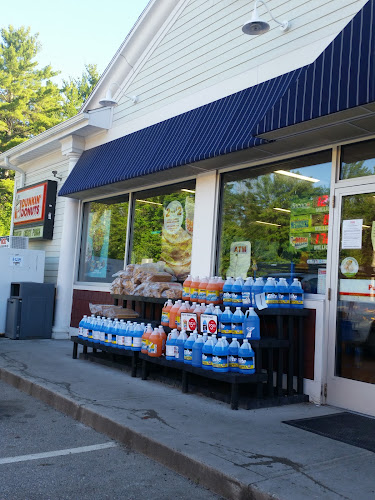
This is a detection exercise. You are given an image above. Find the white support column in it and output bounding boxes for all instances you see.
[52,137,84,339]
[190,170,219,278]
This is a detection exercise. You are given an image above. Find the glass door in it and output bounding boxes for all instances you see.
[327,185,375,416]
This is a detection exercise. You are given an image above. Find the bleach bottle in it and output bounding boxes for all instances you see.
[220,306,233,339]
[106,319,114,344]
[242,277,254,308]
[228,338,240,372]
[109,319,117,345]
[92,316,102,344]
[99,317,107,345]
[166,329,179,360]
[116,319,125,349]
[175,330,188,362]
[88,315,95,339]
[252,277,265,306]
[223,277,234,307]
[290,278,304,309]
[104,319,112,344]
[110,319,118,345]
[277,278,290,308]
[192,334,204,367]
[78,315,87,339]
[238,339,255,374]
[124,322,133,350]
[131,323,143,351]
[184,331,196,364]
[82,316,90,340]
[244,307,260,340]
[213,305,222,335]
[212,337,229,373]
[231,277,244,307]
[202,336,214,370]
[231,307,245,340]
[264,277,278,308]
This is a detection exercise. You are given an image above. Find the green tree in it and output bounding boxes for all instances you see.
[0,25,62,156]
[219,170,330,278]
[61,64,100,118]
[0,178,14,234]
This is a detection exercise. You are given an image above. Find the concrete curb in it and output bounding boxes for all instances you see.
[0,367,276,500]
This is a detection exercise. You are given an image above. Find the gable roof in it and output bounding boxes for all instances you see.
[81,0,181,112]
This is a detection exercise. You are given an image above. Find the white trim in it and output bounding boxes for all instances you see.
[73,283,111,292]
[326,181,375,416]
[76,174,198,203]
[124,192,134,266]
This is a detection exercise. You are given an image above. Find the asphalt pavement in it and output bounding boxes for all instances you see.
[0,338,375,500]
[0,380,219,500]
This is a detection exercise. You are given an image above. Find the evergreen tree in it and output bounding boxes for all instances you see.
[0,178,14,234]
[0,25,62,156]
[61,64,100,118]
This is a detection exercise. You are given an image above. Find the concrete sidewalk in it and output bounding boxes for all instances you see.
[0,338,374,500]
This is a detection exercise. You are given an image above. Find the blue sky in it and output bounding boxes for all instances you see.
[2,0,151,85]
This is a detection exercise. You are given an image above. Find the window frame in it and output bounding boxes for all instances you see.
[76,179,197,285]
[215,150,333,293]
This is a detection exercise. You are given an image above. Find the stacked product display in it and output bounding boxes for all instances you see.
[77,314,257,374]
[78,274,305,376]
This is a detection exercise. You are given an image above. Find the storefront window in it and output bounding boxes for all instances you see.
[130,182,195,281]
[340,139,375,180]
[78,195,129,283]
[218,152,332,293]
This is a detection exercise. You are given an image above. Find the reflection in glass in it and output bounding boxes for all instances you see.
[79,196,129,283]
[131,182,195,281]
[336,193,375,385]
[340,139,375,180]
[218,152,332,292]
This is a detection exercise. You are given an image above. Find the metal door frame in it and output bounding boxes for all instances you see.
[326,182,375,416]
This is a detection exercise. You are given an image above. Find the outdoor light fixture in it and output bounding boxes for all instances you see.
[52,170,62,181]
[242,0,290,35]
[99,82,139,107]
[274,170,319,183]
[181,189,196,193]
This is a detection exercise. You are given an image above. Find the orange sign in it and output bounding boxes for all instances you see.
[14,182,47,226]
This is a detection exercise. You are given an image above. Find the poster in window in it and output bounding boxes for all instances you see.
[160,198,194,280]
[86,210,111,278]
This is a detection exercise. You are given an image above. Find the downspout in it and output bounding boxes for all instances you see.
[4,156,26,187]
[1,157,26,236]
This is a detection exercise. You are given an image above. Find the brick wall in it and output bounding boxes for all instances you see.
[70,289,113,328]
[70,289,164,327]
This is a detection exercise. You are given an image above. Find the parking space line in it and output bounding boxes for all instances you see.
[0,442,117,465]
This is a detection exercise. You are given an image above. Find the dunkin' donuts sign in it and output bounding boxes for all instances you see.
[14,183,46,224]
[13,181,57,240]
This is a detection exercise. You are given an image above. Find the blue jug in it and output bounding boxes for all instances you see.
[243,307,260,340]
[238,339,255,374]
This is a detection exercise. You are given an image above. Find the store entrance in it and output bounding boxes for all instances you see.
[327,185,375,416]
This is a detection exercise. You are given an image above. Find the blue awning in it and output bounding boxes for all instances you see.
[254,0,375,136]
[60,0,374,198]
[59,68,304,197]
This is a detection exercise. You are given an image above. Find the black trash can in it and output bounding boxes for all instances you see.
[5,282,55,339]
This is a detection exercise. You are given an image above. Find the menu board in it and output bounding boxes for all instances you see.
[289,195,329,251]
